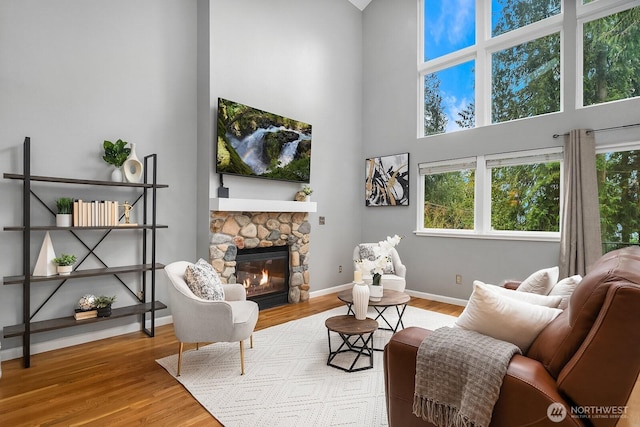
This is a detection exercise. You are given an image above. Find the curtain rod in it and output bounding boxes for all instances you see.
[552,122,640,139]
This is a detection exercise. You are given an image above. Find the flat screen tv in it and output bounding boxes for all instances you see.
[216,98,312,183]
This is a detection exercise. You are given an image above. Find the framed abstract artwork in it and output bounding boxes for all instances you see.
[365,152,410,206]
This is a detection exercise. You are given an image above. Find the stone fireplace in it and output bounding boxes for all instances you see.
[209,210,311,305]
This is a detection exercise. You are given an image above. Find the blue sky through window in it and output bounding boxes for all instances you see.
[424,0,477,132]
[423,0,561,133]
[430,62,475,132]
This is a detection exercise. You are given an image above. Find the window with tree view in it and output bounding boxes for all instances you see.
[489,161,561,232]
[420,0,562,136]
[582,6,640,107]
[597,149,640,253]
[420,151,562,236]
[423,169,475,230]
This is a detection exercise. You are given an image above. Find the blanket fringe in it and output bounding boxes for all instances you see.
[413,395,474,427]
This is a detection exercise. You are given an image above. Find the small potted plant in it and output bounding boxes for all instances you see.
[55,197,73,227]
[302,185,313,201]
[295,185,313,202]
[94,295,117,317]
[102,139,131,182]
[52,253,77,275]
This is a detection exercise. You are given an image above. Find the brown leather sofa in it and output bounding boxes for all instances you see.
[384,246,640,427]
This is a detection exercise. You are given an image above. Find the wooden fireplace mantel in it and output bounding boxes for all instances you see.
[209,197,317,213]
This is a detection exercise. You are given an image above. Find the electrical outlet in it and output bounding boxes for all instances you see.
[455,274,462,285]
[319,216,325,225]
[339,265,343,273]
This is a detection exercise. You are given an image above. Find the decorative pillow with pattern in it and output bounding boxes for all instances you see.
[184,258,225,301]
[358,244,395,274]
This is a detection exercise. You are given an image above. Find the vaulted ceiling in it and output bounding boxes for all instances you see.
[348,0,372,11]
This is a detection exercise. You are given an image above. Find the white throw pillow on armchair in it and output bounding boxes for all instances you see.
[456,282,562,352]
[516,266,559,295]
[473,281,563,308]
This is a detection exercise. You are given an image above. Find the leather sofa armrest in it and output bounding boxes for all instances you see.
[384,327,582,427]
[384,327,435,427]
[492,355,582,426]
[502,280,522,290]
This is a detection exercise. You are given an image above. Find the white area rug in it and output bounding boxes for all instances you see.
[156,305,457,427]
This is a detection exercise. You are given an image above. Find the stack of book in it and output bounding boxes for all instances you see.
[72,200,120,227]
[74,309,98,320]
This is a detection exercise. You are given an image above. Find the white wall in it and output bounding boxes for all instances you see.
[362,0,640,300]
[206,0,364,289]
[0,0,198,355]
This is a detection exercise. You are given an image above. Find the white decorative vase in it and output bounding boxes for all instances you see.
[56,214,72,227]
[123,143,143,183]
[369,284,383,302]
[111,167,123,182]
[352,282,369,320]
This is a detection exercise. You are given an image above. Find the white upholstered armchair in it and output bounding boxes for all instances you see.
[164,261,259,375]
[353,244,407,292]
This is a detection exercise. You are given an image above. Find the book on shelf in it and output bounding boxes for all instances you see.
[74,309,98,320]
[70,199,123,227]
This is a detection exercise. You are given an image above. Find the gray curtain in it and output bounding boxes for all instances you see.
[559,129,602,278]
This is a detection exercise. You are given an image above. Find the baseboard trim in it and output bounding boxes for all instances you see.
[404,290,468,307]
[310,283,468,307]
[1,315,174,362]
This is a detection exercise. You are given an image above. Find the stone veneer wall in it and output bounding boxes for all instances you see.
[209,211,311,303]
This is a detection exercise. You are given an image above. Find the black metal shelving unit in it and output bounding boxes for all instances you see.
[2,137,168,368]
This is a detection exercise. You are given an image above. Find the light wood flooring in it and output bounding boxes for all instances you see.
[0,292,463,426]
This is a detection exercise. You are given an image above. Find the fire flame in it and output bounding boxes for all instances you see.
[260,269,269,285]
[243,269,270,288]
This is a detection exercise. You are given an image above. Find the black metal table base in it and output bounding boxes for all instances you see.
[345,303,408,332]
[326,329,375,372]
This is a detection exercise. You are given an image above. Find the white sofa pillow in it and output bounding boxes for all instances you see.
[516,266,559,295]
[456,282,562,352]
[473,281,563,308]
[549,275,582,310]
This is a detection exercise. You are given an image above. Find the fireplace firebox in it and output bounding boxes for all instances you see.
[235,246,289,309]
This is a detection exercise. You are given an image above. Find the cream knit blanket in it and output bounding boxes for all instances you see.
[413,327,521,427]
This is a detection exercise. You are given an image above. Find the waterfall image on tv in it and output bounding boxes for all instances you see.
[216,98,312,183]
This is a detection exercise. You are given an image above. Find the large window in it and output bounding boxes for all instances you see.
[418,150,562,239]
[421,159,476,230]
[581,5,640,107]
[596,146,640,252]
[487,154,561,232]
[420,0,639,137]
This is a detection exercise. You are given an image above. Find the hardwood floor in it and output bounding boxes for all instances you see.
[0,292,463,426]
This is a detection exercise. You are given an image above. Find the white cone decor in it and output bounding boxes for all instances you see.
[33,232,57,277]
[352,282,370,320]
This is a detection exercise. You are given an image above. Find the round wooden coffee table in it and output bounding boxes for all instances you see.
[337,288,410,333]
[325,315,378,372]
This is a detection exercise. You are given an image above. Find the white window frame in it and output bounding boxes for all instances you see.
[417,157,478,236]
[418,0,564,137]
[416,148,563,241]
[576,0,640,109]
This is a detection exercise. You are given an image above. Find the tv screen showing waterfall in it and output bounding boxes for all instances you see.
[216,98,312,183]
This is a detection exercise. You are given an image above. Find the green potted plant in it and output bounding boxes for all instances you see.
[102,139,131,182]
[295,185,313,202]
[52,253,77,275]
[94,295,117,317]
[55,197,73,227]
